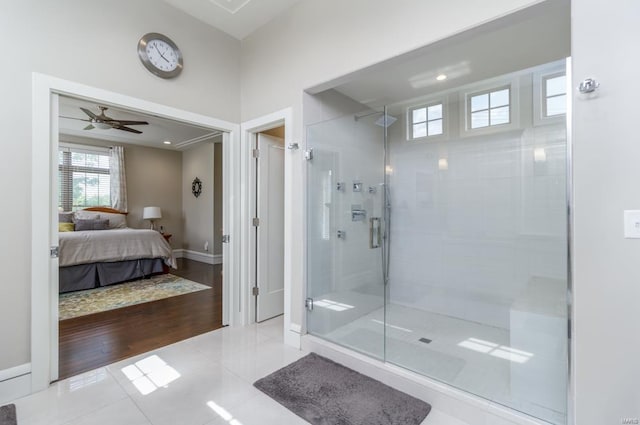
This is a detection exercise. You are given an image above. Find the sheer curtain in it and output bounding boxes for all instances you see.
[110,146,128,212]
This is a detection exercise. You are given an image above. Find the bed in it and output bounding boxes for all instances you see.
[58,207,176,293]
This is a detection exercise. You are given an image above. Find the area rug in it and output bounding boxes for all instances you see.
[59,274,211,320]
[0,404,17,425]
[254,353,431,425]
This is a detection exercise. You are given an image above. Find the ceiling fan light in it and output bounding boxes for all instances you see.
[93,122,111,130]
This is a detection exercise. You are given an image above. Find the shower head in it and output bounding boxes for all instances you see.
[374,114,397,128]
[354,111,397,128]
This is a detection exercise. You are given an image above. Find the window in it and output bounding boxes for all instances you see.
[58,146,111,211]
[409,102,443,139]
[543,73,566,117]
[468,86,510,129]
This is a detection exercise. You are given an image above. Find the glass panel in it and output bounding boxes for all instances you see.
[427,104,442,120]
[427,119,443,136]
[470,93,488,112]
[412,107,427,123]
[471,110,489,128]
[306,113,386,360]
[412,122,427,138]
[546,75,566,97]
[546,94,567,116]
[385,60,568,425]
[308,16,569,423]
[490,106,510,125]
[490,88,510,107]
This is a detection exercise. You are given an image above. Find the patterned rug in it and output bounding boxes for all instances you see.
[59,274,211,320]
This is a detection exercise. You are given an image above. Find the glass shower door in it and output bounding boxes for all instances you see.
[306,113,386,360]
[383,62,569,424]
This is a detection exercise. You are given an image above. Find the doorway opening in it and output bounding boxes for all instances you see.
[31,74,240,390]
[55,95,227,379]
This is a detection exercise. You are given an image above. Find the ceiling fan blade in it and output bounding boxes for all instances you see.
[113,125,143,134]
[60,116,91,122]
[106,120,149,126]
[83,124,95,130]
[80,107,98,119]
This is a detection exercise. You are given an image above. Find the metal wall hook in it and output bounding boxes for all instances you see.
[287,142,299,150]
[578,78,599,94]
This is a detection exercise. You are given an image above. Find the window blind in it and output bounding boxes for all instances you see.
[58,144,111,212]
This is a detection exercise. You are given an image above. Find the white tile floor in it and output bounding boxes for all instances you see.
[11,316,466,425]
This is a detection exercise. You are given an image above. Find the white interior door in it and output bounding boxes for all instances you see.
[256,134,284,322]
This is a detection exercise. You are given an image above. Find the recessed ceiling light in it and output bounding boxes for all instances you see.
[163,141,172,145]
[436,74,448,81]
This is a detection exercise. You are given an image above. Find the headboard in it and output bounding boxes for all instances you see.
[82,207,129,215]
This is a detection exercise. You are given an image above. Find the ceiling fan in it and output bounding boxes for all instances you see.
[61,106,149,134]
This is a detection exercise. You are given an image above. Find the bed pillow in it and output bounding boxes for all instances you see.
[58,222,75,232]
[99,212,128,229]
[74,218,110,231]
[59,212,74,223]
[74,211,100,221]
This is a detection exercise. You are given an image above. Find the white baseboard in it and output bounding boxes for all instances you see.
[0,364,31,404]
[173,249,222,265]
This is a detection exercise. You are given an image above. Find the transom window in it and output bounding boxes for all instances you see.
[409,102,443,139]
[469,86,510,129]
[58,146,111,211]
[543,74,566,117]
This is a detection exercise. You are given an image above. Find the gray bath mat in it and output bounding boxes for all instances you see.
[254,353,431,425]
[0,404,17,425]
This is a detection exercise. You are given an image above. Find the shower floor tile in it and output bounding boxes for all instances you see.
[323,303,566,425]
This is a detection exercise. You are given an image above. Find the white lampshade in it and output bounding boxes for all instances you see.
[143,206,162,220]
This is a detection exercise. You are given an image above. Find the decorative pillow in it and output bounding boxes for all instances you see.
[74,218,110,231]
[74,211,100,221]
[58,222,75,232]
[59,212,74,223]
[99,212,128,229]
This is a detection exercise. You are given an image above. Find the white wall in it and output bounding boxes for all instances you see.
[0,0,240,371]
[572,0,640,424]
[182,140,216,254]
[241,0,546,329]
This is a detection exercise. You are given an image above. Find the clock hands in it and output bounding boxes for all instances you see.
[153,43,171,63]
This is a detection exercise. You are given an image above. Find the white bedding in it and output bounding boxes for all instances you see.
[59,228,176,268]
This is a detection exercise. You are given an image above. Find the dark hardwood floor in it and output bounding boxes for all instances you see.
[58,258,223,380]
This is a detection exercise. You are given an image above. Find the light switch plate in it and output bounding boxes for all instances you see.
[624,210,640,238]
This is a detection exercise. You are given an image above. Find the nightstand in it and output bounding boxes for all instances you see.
[162,233,172,243]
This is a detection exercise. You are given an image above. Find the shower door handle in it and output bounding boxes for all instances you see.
[369,217,381,249]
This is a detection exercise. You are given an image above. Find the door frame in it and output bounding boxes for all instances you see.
[240,108,300,347]
[31,72,241,392]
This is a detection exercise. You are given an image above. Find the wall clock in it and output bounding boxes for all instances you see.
[192,178,202,198]
[137,32,183,79]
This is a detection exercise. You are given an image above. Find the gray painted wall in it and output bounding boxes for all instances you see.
[182,140,215,254]
[213,142,223,255]
[126,145,183,248]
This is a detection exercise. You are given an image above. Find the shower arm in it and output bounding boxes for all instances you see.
[354,110,384,121]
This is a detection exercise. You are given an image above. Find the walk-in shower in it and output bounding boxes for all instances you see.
[304,4,570,424]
